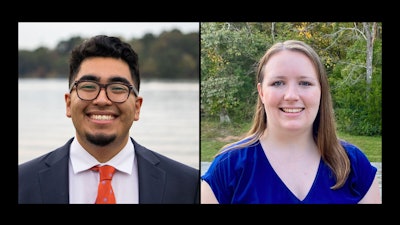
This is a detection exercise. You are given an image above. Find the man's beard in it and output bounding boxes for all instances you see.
[86,133,116,146]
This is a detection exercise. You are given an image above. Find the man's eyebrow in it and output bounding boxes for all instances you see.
[108,76,132,85]
[77,75,132,85]
[78,75,99,81]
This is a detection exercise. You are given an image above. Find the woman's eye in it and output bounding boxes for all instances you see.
[272,81,284,86]
[300,81,312,86]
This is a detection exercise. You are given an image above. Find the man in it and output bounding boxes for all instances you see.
[18,35,199,204]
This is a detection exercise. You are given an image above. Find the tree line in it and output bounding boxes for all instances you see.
[19,23,382,136]
[201,22,382,136]
[18,29,199,80]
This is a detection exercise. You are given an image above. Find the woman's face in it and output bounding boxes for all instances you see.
[257,50,321,134]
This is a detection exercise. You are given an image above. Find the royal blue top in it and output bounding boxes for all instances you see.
[201,140,377,204]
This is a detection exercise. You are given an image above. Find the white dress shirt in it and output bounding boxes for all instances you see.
[68,137,139,204]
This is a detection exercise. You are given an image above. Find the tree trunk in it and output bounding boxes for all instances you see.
[219,108,231,123]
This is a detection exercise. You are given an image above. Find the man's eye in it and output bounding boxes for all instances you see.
[81,85,97,90]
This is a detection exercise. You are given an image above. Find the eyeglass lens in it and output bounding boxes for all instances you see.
[76,81,131,103]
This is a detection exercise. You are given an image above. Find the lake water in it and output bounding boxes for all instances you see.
[18,78,199,169]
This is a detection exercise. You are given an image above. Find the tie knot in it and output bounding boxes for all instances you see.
[91,165,116,181]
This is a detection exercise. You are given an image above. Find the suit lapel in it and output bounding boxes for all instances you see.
[133,139,167,204]
[39,139,71,203]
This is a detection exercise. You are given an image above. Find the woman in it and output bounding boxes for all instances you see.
[201,40,381,204]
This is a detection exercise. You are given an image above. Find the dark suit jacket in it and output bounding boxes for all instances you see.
[18,137,199,204]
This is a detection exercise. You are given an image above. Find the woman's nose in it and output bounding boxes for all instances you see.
[284,84,300,100]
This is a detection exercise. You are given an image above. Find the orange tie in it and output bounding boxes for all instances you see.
[91,165,116,204]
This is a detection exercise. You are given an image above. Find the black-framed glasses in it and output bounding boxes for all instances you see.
[69,80,139,103]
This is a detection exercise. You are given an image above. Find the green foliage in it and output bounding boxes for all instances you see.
[201,75,243,116]
[201,22,382,137]
[333,73,382,136]
[18,30,199,80]
[201,22,273,120]
[330,31,382,136]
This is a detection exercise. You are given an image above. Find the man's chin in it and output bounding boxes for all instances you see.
[86,133,116,147]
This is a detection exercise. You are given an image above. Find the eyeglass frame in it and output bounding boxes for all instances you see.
[69,80,139,103]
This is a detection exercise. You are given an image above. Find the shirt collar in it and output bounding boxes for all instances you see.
[70,137,135,175]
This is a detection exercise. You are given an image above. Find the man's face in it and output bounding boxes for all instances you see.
[65,57,142,149]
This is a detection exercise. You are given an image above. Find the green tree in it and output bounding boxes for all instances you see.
[201,22,382,136]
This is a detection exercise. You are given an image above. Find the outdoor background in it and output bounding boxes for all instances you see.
[18,22,200,169]
[200,22,382,163]
[18,22,382,177]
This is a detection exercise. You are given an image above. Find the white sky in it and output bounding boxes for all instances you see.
[18,22,199,50]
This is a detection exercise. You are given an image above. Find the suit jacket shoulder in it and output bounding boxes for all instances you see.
[18,138,72,204]
[18,137,200,204]
[132,138,200,204]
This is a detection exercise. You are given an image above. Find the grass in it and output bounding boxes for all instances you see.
[337,131,382,162]
[201,119,382,163]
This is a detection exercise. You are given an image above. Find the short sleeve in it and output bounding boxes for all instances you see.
[341,141,378,199]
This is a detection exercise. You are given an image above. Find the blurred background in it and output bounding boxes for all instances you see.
[18,22,200,169]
